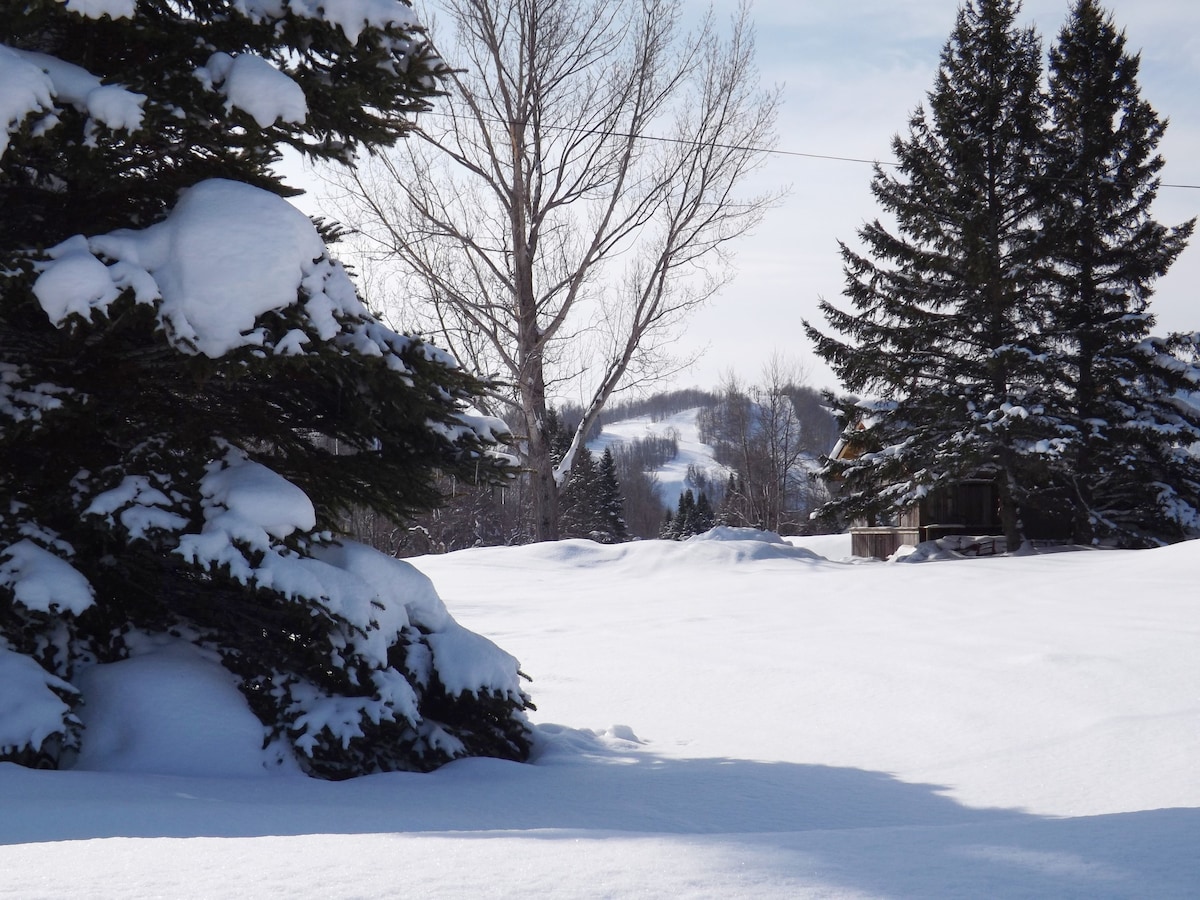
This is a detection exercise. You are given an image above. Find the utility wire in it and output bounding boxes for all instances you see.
[763,144,1200,191]
[417,109,1200,192]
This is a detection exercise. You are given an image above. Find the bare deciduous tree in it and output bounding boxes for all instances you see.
[325,0,781,540]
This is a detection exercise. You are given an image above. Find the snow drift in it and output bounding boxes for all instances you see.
[2,531,1195,898]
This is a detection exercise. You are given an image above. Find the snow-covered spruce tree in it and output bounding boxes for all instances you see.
[660,489,713,541]
[659,509,676,540]
[0,1,532,776]
[805,0,1051,547]
[558,446,602,539]
[557,445,627,543]
[559,448,633,547]
[596,448,629,543]
[1034,0,1200,546]
[716,473,744,527]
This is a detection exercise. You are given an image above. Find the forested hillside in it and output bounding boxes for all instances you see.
[374,381,840,551]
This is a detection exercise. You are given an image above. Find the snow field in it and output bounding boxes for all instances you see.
[1,532,1197,897]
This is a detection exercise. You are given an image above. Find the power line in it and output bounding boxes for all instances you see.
[761,147,895,168]
[764,145,1200,191]
[650,135,1200,192]
[418,109,1200,192]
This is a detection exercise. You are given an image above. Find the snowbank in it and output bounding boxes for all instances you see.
[2,531,1198,897]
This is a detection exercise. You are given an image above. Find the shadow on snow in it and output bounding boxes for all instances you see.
[0,724,1195,898]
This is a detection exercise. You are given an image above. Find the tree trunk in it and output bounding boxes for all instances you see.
[997,464,1025,552]
[519,368,559,542]
[507,97,560,542]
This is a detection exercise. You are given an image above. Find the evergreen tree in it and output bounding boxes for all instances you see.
[660,488,714,540]
[659,509,676,540]
[717,473,745,527]
[558,446,601,538]
[694,491,716,535]
[1,1,531,776]
[805,0,1052,547]
[1035,0,1200,545]
[596,448,629,543]
[544,407,573,468]
[559,446,628,543]
[676,490,698,538]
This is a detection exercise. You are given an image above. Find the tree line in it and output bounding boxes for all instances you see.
[346,369,839,550]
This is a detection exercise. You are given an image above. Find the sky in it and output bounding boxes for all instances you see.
[670,0,1200,394]
[284,0,1200,399]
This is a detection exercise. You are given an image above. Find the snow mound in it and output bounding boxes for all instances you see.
[195,51,307,128]
[892,535,1009,563]
[312,538,449,635]
[470,530,836,575]
[687,525,788,544]
[199,451,316,540]
[69,639,289,777]
[530,722,646,763]
[34,179,373,359]
[427,620,525,699]
[682,527,825,563]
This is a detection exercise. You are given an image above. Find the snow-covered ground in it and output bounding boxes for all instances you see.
[2,530,1197,898]
[588,407,731,504]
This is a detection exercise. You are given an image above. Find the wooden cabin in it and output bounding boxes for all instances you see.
[827,429,1005,560]
[849,479,1002,559]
